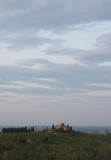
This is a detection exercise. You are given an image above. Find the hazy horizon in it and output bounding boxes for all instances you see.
[0,0,111,126]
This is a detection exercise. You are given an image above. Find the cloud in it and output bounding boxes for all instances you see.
[0,57,111,98]
[0,0,111,31]
[96,32,111,47]
[98,61,111,66]
[44,31,111,64]
[0,0,111,51]
[19,58,54,66]
[86,83,111,88]
[0,0,32,11]
[0,33,62,50]
[76,32,111,63]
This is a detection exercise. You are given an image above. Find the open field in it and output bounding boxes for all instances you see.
[0,131,111,160]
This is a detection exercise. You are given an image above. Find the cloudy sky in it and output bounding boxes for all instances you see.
[0,0,111,126]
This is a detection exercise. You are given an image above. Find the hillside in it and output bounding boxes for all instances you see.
[0,131,111,160]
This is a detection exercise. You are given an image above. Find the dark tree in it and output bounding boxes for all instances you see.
[31,126,34,132]
[52,124,55,129]
[69,126,72,131]
[2,127,31,133]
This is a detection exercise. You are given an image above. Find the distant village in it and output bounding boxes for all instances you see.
[48,123,72,133]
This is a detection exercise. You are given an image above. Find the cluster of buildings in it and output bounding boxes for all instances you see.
[48,123,72,133]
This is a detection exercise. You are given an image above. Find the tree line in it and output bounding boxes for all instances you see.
[2,126,35,133]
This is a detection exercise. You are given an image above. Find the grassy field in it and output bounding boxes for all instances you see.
[0,130,111,160]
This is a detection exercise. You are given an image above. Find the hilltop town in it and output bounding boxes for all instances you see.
[48,123,72,133]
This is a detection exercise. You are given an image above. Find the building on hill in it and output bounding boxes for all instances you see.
[47,123,71,133]
[48,129,55,133]
[55,123,69,131]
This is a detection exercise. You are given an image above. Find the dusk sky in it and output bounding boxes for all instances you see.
[0,0,111,126]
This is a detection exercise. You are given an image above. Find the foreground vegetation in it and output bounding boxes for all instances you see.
[0,130,111,160]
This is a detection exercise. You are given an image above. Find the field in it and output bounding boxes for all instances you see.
[0,131,111,160]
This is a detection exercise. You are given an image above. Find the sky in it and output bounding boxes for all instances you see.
[0,0,111,126]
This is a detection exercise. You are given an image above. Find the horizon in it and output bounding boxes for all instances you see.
[0,0,111,126]
[1,125,111,127]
